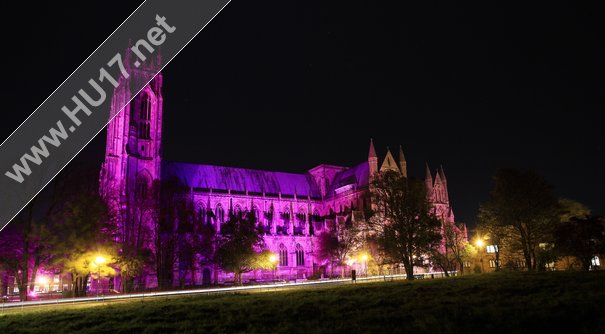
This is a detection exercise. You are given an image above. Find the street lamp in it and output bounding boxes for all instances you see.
[94,256,106,296]
[269,254,278,283]
[475,239,485,273]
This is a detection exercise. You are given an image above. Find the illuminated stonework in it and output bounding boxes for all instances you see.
[99,75,459,287]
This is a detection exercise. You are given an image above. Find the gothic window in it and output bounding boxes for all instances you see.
[216,204,225,223]
[295,244,304,267]
[313,209,322,232]
[140,94,151,120]
[135,178,148,199]
[234,204,242,218]
[279,244,288,267]
[138,94,152,140]
[138,121,151,140]
[297,209,306,228]
[197,203,206,224]
[251,205,260,222]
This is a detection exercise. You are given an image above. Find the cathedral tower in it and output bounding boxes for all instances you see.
[100,52,164,255]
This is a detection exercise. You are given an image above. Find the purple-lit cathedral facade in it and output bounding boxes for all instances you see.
[100,71,458,287]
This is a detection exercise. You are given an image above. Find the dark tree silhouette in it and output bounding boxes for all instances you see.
[554,216,605,271]
[479,169,560,271]
[214,210,264,285]
[370,171,442,280]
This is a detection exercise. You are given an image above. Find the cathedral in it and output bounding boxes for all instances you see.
[99,69,457,287]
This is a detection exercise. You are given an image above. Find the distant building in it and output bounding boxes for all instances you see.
[473,241,603,273]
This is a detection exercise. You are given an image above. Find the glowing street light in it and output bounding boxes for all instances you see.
[37,276,48,286]
[95,256,107,266]
[93,255,107,296]
[37,276,49,295]
[475,239,485,273]
[269,254,278,283]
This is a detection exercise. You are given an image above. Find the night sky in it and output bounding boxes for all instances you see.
[1,1,603,228]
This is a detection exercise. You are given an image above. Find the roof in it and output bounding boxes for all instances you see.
[162,161,321,198]
[326,162,370,195]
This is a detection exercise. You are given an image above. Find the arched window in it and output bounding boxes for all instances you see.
[140,94,151,120]
[138,93,152,140]
[234,204,242,218]
[312,209,322,233]
[216,204,225,223]
[279,244,288,267]
[297,209,306,228]
[135,177,148,199]
[296,244,304,267]
[197,203,206,224]
[251,205,260,221]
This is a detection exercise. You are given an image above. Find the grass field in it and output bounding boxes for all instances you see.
[1,272,605,333]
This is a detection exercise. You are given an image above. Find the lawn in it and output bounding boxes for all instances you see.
[1,272,605,333]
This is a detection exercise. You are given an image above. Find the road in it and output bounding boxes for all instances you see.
[1,274,412,314]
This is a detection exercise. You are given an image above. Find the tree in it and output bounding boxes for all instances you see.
[154,178,181,290]
[113,176,158,292]
[477,211,518,272]
[370,171,442,280]
[50,193,117,297]
[214,210,264,285]
[0,171,73,301]
[363,234,392,277]
[318,221,362,278]
[431,222,471,276]
[478,169,560,271]
[553,216,605,271]
[559,199,591,223]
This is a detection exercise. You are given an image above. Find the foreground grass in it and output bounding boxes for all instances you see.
[1,272,605,333]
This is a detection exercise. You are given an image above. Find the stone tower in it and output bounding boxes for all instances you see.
[425,164,454,224]
[100,52,163,253]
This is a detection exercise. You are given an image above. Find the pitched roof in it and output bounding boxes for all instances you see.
[162,161,321,198]
[380,148,400,173]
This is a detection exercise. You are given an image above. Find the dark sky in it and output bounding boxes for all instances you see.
[1,1,604,227]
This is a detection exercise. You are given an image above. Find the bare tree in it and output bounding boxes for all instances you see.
[318,220,362,278]
[431,222,471,276]
[370,171,442,280]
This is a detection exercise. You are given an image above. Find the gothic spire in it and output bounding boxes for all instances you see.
[439,165,450,203]
[368,138,377,159]
[368,138,378,176]
[398,145,407,178]
[439,165,447,182]
[425,162,434,193]
[398,145,406,162]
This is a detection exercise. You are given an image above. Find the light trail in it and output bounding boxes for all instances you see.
[1,274,416,310]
